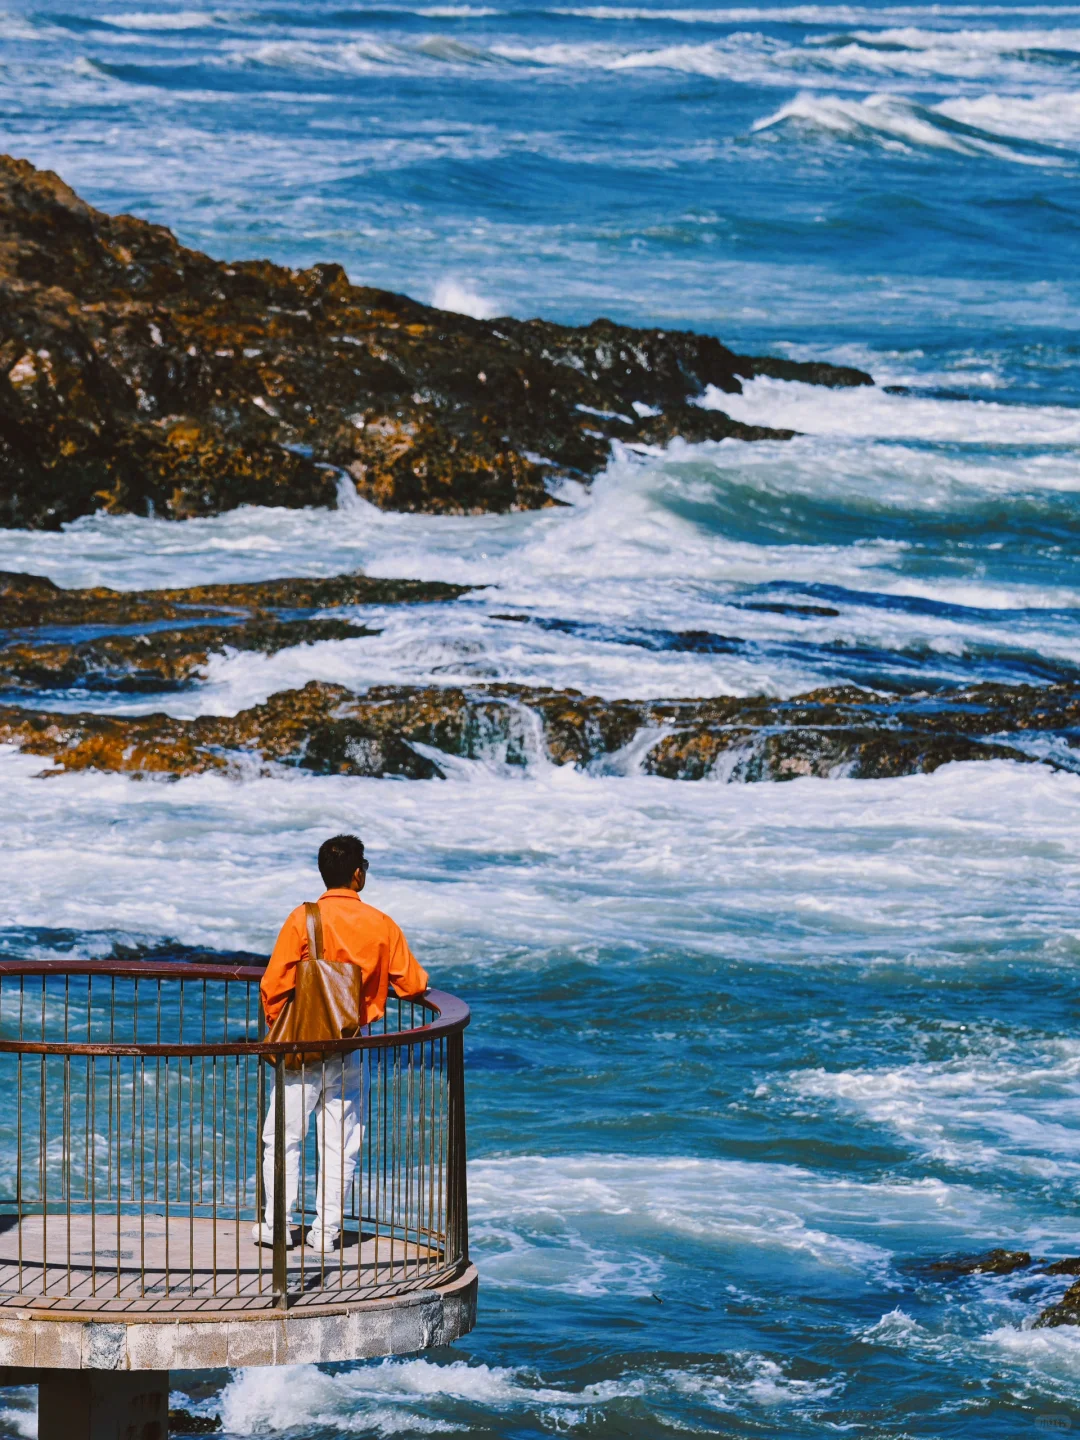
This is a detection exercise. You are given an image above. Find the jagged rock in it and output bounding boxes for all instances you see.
[625,406,795,448]
[1036,1279,1080,1327]
[1044,1258,1080,1276]
[0,617,370,693]
[0,155,871,529]
[0,568,468,629]
[0,678,1067,782]
[929,1249,1033,1279]
[168,1411,221,1434]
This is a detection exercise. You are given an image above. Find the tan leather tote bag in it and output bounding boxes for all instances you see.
[265,902,363,1068]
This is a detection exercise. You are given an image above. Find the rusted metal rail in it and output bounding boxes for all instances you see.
[0,960,469,1314]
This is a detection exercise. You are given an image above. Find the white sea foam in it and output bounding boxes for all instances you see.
[482,26,1080,87]
[51,578,1080,720]
[850,24,1080,55]
[104,10,219,28]
[218,1357,638,1434]
[751,90,1074,162]
[937,90,1080,144]
[5,410,1080,713]
[555,5,1080,21]
[708,375,1080,443]
[791,1036,1080,1182]
[417,5,500,15]
[431,277,500,318]
[0,1400,36,1440]
[236,38,417,73]
[1,751,1078,971]
[216,1346,841,1433]
[468,1154,993,1277]
[663,1357,841,1411]
[0,11,48,40]
[986,1324,1080,1376]
[798,27,1080,85]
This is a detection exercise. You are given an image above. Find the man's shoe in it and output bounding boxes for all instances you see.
[250,1222,293,1249]
[305,1227,339,1252]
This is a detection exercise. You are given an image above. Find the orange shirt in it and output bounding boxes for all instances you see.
[261,888,429,1028]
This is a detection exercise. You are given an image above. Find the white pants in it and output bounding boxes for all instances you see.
[260,1049,367,1239]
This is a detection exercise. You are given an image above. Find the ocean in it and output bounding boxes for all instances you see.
[1,0,1080,1434]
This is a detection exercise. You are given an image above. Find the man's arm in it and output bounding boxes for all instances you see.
[261,907,307,1025]
[387,921,429,999]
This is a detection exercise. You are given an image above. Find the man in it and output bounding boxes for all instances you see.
[253,833,429,1251]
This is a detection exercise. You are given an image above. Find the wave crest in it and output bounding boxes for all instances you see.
[751,90,1074,164]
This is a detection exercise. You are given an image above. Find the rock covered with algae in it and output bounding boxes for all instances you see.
[0,155,870,529]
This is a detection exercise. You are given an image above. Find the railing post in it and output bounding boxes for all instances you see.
[272,1054,288,1308]
[446,1031,468,1268]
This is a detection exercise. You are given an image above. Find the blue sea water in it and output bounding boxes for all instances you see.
[2,0,1080,1435]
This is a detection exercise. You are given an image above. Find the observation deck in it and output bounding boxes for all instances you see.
[0,957,475,1433]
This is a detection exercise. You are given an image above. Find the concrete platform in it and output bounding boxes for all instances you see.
[0,1214,453,1312]
[0,1262,477,1369]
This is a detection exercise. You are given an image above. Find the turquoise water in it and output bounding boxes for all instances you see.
[2,1,1080,1434]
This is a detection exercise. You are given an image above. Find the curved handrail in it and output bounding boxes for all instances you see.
[0,958,266,982]
[0,959,470,1314]
[0,960,469,1056]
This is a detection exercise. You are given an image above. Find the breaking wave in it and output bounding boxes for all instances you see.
[751,90,1076,162]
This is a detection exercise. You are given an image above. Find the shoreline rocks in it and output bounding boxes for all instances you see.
[3,572,1079,782]
[0,567,470,692]
[0,676,1071,783]
[927,1249,1033,1279]
[0,568,469,630]
[0,617,369,694]
[0,155,871,529]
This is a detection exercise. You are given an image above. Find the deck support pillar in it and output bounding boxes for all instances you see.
[38,1369,169,1440]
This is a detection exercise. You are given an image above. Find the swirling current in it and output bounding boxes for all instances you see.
[1,0,1080,1434]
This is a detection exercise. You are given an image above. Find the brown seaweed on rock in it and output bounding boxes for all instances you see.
[0,679,1068,782]
[0,155,871,529]
[1036,1281,1080,1328]
[0,568,469,629]
[0,618,370,693]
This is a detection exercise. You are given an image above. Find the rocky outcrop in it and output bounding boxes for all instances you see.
[1043,1258,1080,1277]
[0,677,1070,781]
[1036,1281,1080,1328]
[0,156,871,529]
[3,567,1074,780]
[920,1252,1080,1327]
[928,1249,1032,1279]
[0,568,468,629]
[0,618,370,693]
[0,568,470,690]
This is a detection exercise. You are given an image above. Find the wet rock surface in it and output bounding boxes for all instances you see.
[1036,1280,1080,1328]
[0,676,1075,782]
[0,569,468,630]
[0,155,869,529]
[1043,1257,1080,1276]
[0,568,470,691]
[928,1249,1033,1279]
[0,617,368,693]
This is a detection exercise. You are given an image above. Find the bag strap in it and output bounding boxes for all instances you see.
[304,901,324,962]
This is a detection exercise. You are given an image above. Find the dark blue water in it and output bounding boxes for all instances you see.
[2,1,1080,1435]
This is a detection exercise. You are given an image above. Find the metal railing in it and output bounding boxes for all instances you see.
[0,959,469,1314]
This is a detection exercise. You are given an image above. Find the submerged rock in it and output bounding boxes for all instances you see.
[0,155,870,529]
[0,678,1070,781]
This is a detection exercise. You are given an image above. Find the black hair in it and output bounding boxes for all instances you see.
[318,834,367,889]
